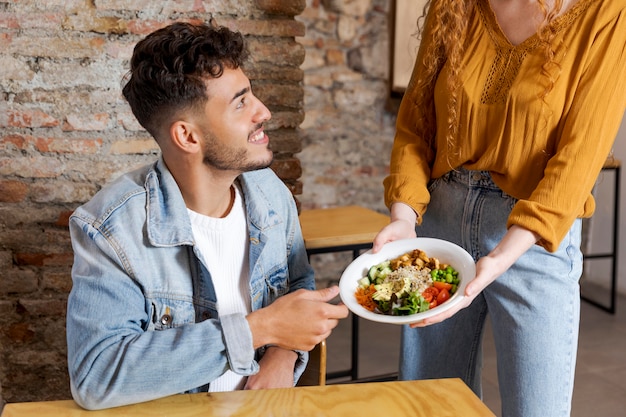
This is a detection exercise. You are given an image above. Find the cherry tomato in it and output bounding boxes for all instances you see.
[436,288,450,304]
[422,287,439,302]
[433,281,453,291]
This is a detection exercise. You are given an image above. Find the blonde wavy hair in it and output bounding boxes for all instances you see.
[413,0,565,148]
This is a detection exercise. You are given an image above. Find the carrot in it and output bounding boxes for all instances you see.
[355,284,378,312]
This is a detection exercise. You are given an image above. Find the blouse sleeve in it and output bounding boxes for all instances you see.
[508,7,626,252]
[383,7,439,221]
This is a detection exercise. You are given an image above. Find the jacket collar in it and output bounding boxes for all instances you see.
[145,158,195,247]
[145,157,281,247]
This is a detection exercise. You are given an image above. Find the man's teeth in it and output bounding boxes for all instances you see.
[250,131,265,142]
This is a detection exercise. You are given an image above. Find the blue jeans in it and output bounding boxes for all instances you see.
[400,168,582,417]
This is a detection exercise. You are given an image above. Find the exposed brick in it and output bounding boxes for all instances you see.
[56,211,73,228]
[270,157,302,180]
[6,323,36,344]
[14,252,73,268]
[219,18,305,37]
[0,134,28,152]
[34,137,104,154]
[110,138,159,155]
[0,156,65,178]
[0,0,313,405]
[29,181,98,204]
[0,180,29,203]
[42,271,73,293]
[94,0,178,12]
[11,349,65,367]
[256,0,306,16]
[247,38,306,66]
[7,36,108,59]
[117,110,145,131]
[267,110,304,130]
[2,269,38,294]
[281,180,303,196]
[62,14,128,35]
[0,107,59,129]
[0,13,20,29]
[63,113,110,132]
[0,55,35,82]
[17,299,67,317]
[13,12,65,30]
[254,83,303,109]
[39,60,125,90]
[0,206,74,229]
[96,0,253,15]
[0,251,12,269]
[0,32,12,49]
[326,48,345,65]
[0,300,15,316]
[268,129,302,154]
[246,64,303,82]
[322,0,372,16]
[126,19,183,36]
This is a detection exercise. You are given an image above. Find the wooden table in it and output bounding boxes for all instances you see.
[1,379,496,417]
[299,205,389,254]
[299,205,390,381]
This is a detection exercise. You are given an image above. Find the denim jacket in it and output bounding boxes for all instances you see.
[66,158,314,410]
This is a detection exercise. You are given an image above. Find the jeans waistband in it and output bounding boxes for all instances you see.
[444,167,501,190]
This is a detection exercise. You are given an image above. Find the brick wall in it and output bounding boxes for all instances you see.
[0,0,308,405]
[297,0,396,285]
[1,0,400,407]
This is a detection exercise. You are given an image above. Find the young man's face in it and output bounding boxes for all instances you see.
[195,67,273,173]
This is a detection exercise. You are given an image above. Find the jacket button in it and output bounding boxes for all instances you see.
[160,314,172,325]
[201,311,212,320]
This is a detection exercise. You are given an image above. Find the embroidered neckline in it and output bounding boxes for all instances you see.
[477,0,597,104]
[479,0,597,50]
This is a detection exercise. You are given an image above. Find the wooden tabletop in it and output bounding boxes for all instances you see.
[1,378,495,417]
[299,205,389,250]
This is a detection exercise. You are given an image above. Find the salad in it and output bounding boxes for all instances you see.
[354,248,460,316]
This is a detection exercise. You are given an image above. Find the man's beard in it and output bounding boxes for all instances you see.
[201,131,273,173]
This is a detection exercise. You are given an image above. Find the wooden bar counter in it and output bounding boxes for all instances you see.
[1,378,495,417]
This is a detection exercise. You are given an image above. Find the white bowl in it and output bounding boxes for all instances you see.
[339,237,476,324]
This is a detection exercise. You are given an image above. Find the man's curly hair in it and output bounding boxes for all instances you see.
[122,22,248,140]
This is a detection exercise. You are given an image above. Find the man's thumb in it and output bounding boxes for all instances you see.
[312,285,340,302]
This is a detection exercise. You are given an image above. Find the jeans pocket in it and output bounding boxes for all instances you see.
[500,190,518,211]
[427,176,443,194]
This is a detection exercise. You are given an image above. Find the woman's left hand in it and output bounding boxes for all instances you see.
[408,254,502,328]
[408,225,540,328]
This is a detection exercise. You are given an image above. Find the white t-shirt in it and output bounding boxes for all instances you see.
[187,185,251,392]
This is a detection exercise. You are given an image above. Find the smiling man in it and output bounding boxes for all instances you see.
[65,22,348,410]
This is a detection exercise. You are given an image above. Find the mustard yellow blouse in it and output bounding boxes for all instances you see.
[384,0,626,252]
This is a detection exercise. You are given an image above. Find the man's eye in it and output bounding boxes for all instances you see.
[236,97,246,109]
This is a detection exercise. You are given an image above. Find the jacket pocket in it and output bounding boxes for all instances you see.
[148,298,196,330]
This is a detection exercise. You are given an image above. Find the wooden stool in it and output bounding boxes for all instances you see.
[299,205,389,381]
[581,158,621,314]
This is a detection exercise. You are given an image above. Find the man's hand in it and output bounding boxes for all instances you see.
[243,346,297,390]
[247,286,348,351]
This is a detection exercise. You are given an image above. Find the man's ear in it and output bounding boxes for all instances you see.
[169,120,201,154]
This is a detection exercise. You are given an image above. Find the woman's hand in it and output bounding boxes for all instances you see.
[408,225,540,328]
[408,254,504,327]
[372,202,418,253]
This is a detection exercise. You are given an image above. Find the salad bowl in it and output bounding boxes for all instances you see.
[339,237,476,324]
